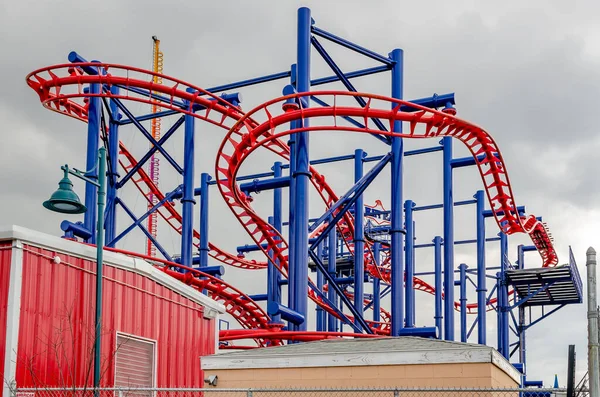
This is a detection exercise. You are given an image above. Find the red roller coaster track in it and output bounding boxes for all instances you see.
[26,62,557,345]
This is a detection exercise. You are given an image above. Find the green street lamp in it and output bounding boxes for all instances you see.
[44,146,106,394]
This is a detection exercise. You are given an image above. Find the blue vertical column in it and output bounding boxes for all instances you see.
[458,263,468,342]
[517,245,526,374]
[353,149,365,329]
[499,231,510,359]
[272,162,283,324]
[475,190,487,344]
[267,219,282,324]
[496,271,503,354]
[105,86,120,245]
[327,215,338,332]
[287,84,298,331]
[84,81,101,243]
[181,88,196,268]
[199,173,210,269]
[316,241,326,332]
[292,6,312,332]
[443,137,455,340]
[433,236,443,338]
[404,200,415,328]
[390,48,405,337]
[372,242,381,323]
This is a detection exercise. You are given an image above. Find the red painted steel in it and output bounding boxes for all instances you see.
[15,244,215,388]
[0,244,13,394]
[25,62,559,343]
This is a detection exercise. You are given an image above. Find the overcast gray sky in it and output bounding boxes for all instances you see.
[2,0,600,388]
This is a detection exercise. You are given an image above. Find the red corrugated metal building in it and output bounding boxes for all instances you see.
[0,226,225,396]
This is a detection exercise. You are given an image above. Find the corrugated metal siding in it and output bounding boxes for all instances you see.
[16,244,215,388]
[0,242,13,393]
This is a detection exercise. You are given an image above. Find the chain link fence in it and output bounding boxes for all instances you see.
[11,388,581,397]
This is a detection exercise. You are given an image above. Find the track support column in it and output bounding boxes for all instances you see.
[327,215,338,332]
[434,236,443,338]
[353,149,365,330]
[292,6,312,331]
[405,199,416,328]
[475,190,487,344]
[390,48,405,336]
[199,173,211,269]
[499,231,510,359]
[443,136,455,340]
[180,88,196,268]
[458,263,468,342]
[105,86,120,245]
[372,242,381,323]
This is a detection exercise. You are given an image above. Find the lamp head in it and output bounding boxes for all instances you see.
[43,168,87,214]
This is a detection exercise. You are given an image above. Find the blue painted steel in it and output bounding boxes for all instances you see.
[399,93,456,112]
[316,242,326,332]
[105,86,120,245]
[238,238,319,254]
[451,154,492,168]
[311,36,389,139]
[404,200,416,328]
[372,242,381,323]
[308,249,373,334]
[390,48,405,337]
[353,149,366,329]
[109,187,182,247]
[287,74,298,332]
[433,236,443,338]
[115,198,172,261]
[267,302,305,325]
[475,190,487,344]
[60,220,93,240]
[84,81,101,244]
[442,137,455,340]
[293,7,311,332]
[68,51,100,75]
[311,26,393,65]
[118,109,179,125]
[397,327,438,338]
[270,163,284,324]
[459,263,468,342]
[248,294,268,301]
[170,263,224,276]
[482,206,525,218]
[117,116,185,188]
[199,173,210,268]
[327,215,338,332]
[310,154,392,246]
[311,65,389,86]
[496,272,503,354]
[113,84,187,109]
[240,176,290,195]
[206,71,291,93]
[181,93,196,268]
[112,98,183,175]
[500,231,510,358]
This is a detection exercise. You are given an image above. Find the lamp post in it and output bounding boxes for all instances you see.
[43,146,106,393]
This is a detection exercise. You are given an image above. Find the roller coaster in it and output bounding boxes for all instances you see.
[26,7,582,386]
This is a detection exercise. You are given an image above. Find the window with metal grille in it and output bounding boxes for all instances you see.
[114,334,156,390]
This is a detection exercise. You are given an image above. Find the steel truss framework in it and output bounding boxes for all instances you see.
[26,7,581,387]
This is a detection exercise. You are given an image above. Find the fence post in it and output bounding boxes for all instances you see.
[247,390,253,397]
[393,389,400,397]
[118,387,124,397]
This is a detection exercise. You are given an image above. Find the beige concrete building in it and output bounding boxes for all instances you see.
[201,337,522,389]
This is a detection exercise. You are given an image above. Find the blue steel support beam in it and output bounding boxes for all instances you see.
[327,215,338,332]
[206,71,292,93]
[482,206,525,218]
[293,7,311,331]
[238,238,318,254]
[353,149,366,330]
[118,109,180,125]
[316,241,326,332]
[496,272,504,355]
[458,263,468,342]
[115,198,172,261]
[267,214,282,324]
[373,242,381,323]
[84,81,101,244]
[311,65,389,86]
[199,173,211,269]
[390,48,405,337]
[475,190,487,345]
[112,98,183,175]
[311,26,393,66]
[500,232,510,359]
[434,236,443,338]
[271,162,284,324]
[311,36,390,141]
[267,302,305,326]
[240,176,291,195]
[516,244,526,374]
[105,85,120,246]
[404,200,416,328]
[286,67,298,332]
[181,92,196,268]
[443,137,455,341]
[116,116,185,188]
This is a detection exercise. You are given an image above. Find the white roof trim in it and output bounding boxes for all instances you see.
[0,225,225,314]
[203,344,521,384]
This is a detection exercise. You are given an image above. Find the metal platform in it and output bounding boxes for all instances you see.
[506,248,583,307]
